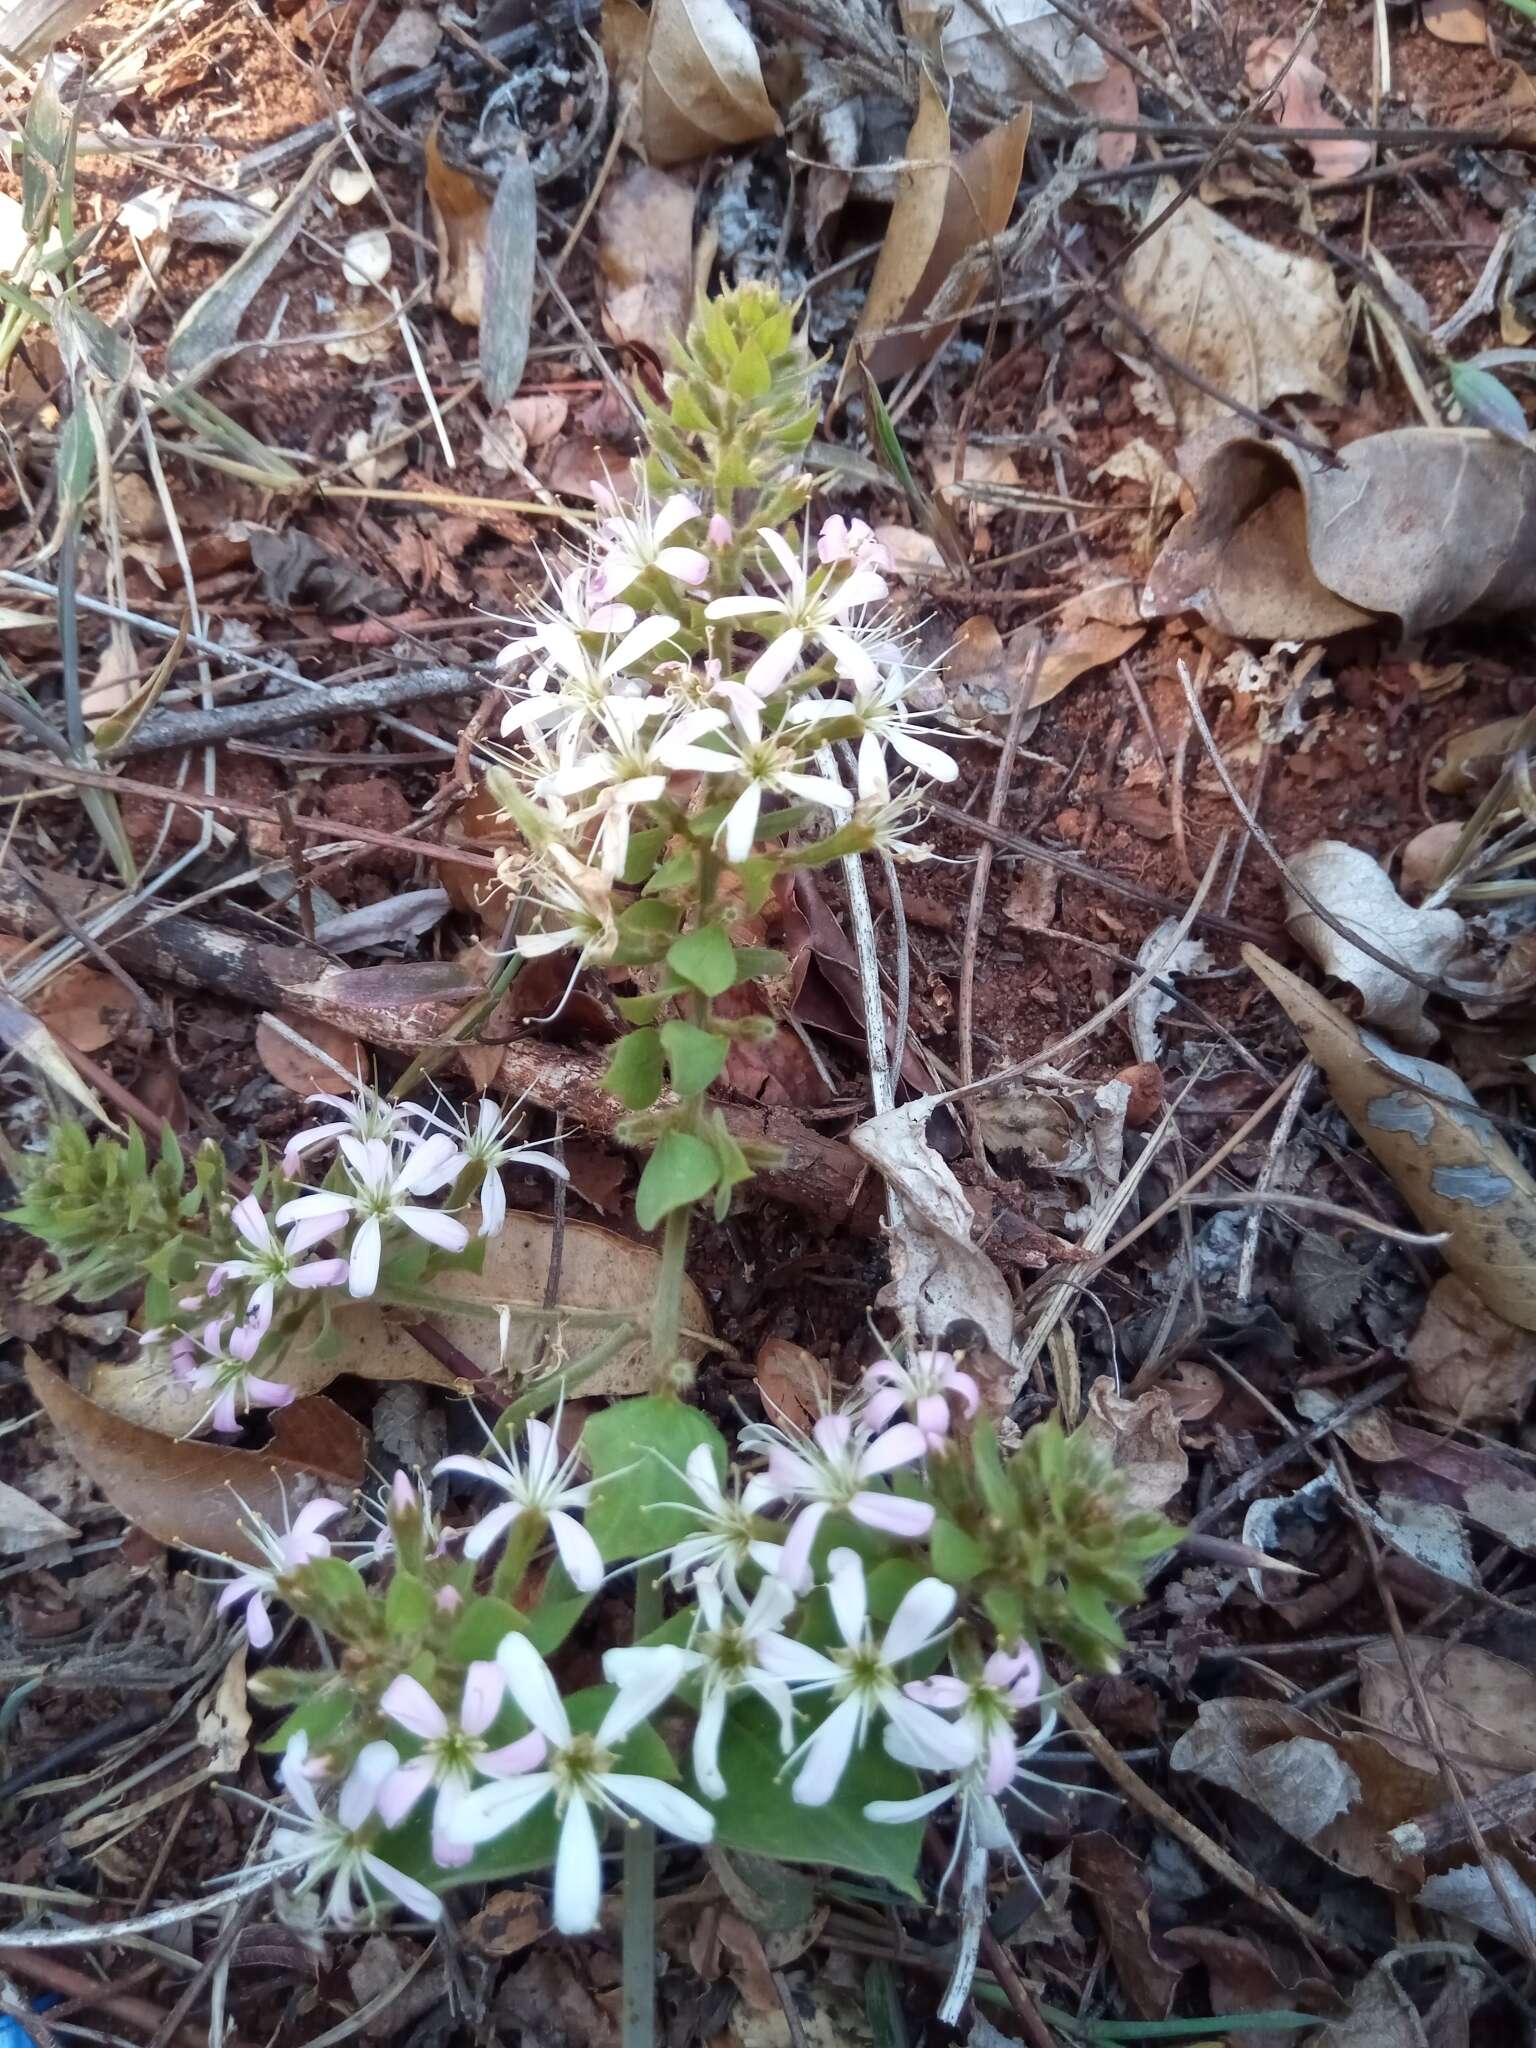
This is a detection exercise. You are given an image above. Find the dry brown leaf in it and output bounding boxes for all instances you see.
[1431,716,1525,795]
[1081,1378,1189,1510]
[1073,1833,1183,2020]
[1074,58,1138,170]
[1145,431,1536,642]
[1400,822,1464,899]
[1424,0,1488,43]
[1245,948,1536,1331]
[1120,186,1348,433]
[754,1338,832,1434]
[1359,1638,1536,1794]
[425,125,490,327]
[465,1889,544,1955]
[1284,841,1467,1053]
[1036,607,1145,706]
[1171,1695,1438,1889]
[327,1212,712,1397]
[26,1352,365,1565]
[597,160,696,359]
[636,0,779,166]
[1408,1273,1536,1424]
[363,5,440,81]
[1244,33,1372,179]
[254,1012,365,1099]
[854,74,1032,382]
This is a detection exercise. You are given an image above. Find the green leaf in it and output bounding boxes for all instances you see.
[728,945,788,988]
[929,1516,986,1585]
[258,1686,355,1755]
[667,924,737,997]
[661,1020,728,1098]
[1450,359,1531,442]
[621,825,669,887]
[635,1129,718,1230]
[703,1698,924,1895]
[729,339,772,398]
[618,898,681,940]
[584,1395,726,1559]
[614,992,669,1026]
[384,1573,433,1637]
[605,1029,664,1112]
[644,848,700,896]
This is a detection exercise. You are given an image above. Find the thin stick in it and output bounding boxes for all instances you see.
[1236,1058,1314,1302]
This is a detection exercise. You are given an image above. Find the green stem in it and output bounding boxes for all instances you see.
[621,1563,663,2048]
[648,1203,691,1384]
[376,1286,635,1328]
[490,1508,547,1602]
[502,1320,643,1432]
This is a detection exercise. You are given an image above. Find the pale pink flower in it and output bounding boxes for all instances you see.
[590,491,710,601]
[905,1643,1042,1795]
[207,1194,348,1358]
[737,1409,933,1590]
[756,1548,975,1804]
[214,1497,345,1649]
[269,1731,442,1927]
[818,515,893,575]
[281,1090,415,1179]
[787,667,958,792]
[861,1349,980,1450]
[169,1317,296,1436]
[707,511,733,547]
[415,1097,568,1238]
[377,1663,547,1868]
[434,1401,603,1592]
[705,526,887,691]
[277,1133,468,1299]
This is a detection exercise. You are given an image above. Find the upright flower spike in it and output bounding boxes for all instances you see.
[268,1731,441,1927]
[756,1548,977,1805]
[377,1663,547,1868]
[738,1410,934,1590]
[606,1567,800,1800]
[212,1497,346,1649]
[444,1634,714,1934]
[434,1403,603,1592]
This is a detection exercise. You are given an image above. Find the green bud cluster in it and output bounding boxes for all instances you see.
[930,1417,1175,1674]
[4,1122,224,1306]
[644,280,819,518]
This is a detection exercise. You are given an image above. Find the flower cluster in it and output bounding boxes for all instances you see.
[223,1332,1101,1940]
[131,1085,565,1438]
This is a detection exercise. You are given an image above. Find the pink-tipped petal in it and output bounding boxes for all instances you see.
[460,1660,505,1738]
[850,1492,935,1541]
[380,1673,449,1743]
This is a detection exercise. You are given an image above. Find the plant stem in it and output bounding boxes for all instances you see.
[621,1562,663,2048]
[648,1203,691,1383]
[502,1319,644,1432]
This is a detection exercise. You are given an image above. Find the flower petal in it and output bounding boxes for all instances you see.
[606,1773,715,1844]
[460,1659,505,1737]
[827,1548,868,1649]
[495,1634,572,1747]
[361,1850,443,1922]
[397,1206,470,1253]
[791,1695,862,1806]
[444,1772,553,1847]
[376,1755,436,1829]
[480,1731,549,1778]
[850,1492,935,1541]
[858,1422,929,1478]
[552,1793,604,1935]
[348,1214,382,1299]
[379,1673,448,1742]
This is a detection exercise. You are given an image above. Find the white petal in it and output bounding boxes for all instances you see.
[348,1215,382,1298]
[691,1688,728,1801]
[549,1509,604,1593]
[881,1577,956,1665]
[607,1773,715,1843]
[607,613,679,675]
[719,784,763,865]
[496,1633,572,1746]
[552,1794,604,1934]
[756,525,802,589]
[397,1206,470,1253]
[883,1691,977,1772]
[598,1644,692,1746]
[379,1673,448,1742]
[340,1740,400,1830]
[827,1548,868,1649]
[443,1772,553,1847]
[755,1634,841,1685]
[362,1852,443,1922]
[888,728,958,782]
[791,1696,862,1806]
[863,1782,958,1825]
[461,1659,505,1737]
[775,770,854,813]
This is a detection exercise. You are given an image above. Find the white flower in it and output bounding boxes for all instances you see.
[418,1097,569,1238]
[213,1497,346,1649]
[738,1409,933,1590]
[282,1089,416,1178]
[590,490,710,601]
[849,761,934,864]
[646,1443,783,1601]
[701,682,853,865]
[817,515,893,575]
[706,526,887,692]
[902,1643,1043,1795]
[206,1194,348,1357]
[754,1548,976,1804]
[497,563,637,681]
[276,1132,468,1299]
[606,1567,799,1799]
[787,668,958,791]
[499,591,680,746]
[268,1732,441,1927]
[444,1634,714,1934]
[861,1348,981,1451]
[536,698,729,877]
[376,1663,547,1868]
[434,1402,603,1592]
[508,843,620,965]
[167,1318,297,1436]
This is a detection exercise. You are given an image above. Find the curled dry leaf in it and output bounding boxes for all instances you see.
[612,0,780,167]
[1130,916,1214,1064]
[942,0,1107,101]
[850,1094,1014,1362]
[1408,1272,1536,1424]
[362,4,441,81]
[1430,714,1526,796]
[1358,1637,1536,1794]
[598,160,696,359]
[1119,186,1348,434]
[853,73,1032,383]
[1244,947,1536,1331]
[1035,585,1145,707]
[1244,33,1372,179]
[1418,1858,1536,1947]
[0,1477,76,1554]
[425,126,491,327]
[754,1338,833,1437]
[253,1010,364,1098]
[1423,0,1488,44]
[1081,1378,1189,1512]
[1284,840,1467,1053]
[1072,1833,1182,2020]
[341,227,393,289]
[1170,1694,1439,1890]
[26,1351,366,1565]
[1144,430,1536,641]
